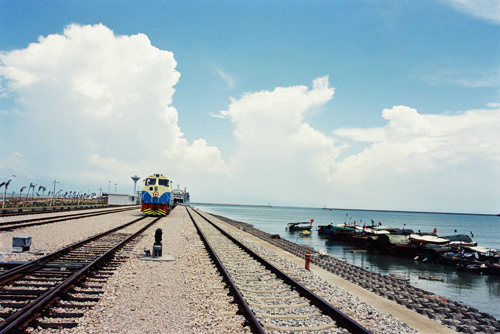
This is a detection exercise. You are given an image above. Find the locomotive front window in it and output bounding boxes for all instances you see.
[145,178,156,186]
[159,179,170,187]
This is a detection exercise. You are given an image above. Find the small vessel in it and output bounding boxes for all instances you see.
[286,219,314,231]
[298,230,311,237]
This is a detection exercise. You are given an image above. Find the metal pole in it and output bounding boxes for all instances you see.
[2,185,6,209]
[51,180,57,206]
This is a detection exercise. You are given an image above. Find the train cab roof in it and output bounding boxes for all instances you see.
[146,174,168,178]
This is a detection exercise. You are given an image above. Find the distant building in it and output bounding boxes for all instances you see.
[107,193,137,206]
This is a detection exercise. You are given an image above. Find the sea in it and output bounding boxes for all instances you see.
[193,204,500,319]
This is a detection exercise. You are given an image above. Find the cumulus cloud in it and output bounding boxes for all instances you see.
[0,23,224,184]
[216,76,340,202]
[332,105,500,185]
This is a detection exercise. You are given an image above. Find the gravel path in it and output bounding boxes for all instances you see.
[0,209,142,263]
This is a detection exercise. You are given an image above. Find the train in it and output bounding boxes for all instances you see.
[141,174,190,216]
[141,174,172,216]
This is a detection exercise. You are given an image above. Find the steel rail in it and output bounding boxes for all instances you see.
[0,216,161,333]
[0,205,121,218]
[0,206,139,230]
[0,215,148,285]
[185,207,266,334]
[189,207,373,334]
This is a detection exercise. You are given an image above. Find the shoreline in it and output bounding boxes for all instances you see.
[193,202,498,217]
[322,206,500,217]
[191,202,272,208]
[210,212,499,333]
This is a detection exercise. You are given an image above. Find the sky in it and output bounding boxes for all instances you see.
[0,0,499,214]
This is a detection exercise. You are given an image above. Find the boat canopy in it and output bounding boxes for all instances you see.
[466,246,493,254]
[409,234,450,244]
[354,226,390,234]
[441,234,473,243]
[377,234,409,245]
[374,227,414,235]
[330,225,355,232]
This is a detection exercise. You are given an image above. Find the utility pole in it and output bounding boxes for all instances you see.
[51,180,59,206]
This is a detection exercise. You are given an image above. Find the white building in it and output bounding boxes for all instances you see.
[107,193,137,206]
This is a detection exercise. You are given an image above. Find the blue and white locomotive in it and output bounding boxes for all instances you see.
[141,174,172,216]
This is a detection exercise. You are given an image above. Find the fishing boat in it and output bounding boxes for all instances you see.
[286,219,314,231]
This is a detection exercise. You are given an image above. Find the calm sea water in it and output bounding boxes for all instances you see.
[193,204,500,319]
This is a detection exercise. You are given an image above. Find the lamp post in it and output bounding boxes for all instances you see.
[115,183,117,193]
[51,180,59,206]
[108,181,111,194]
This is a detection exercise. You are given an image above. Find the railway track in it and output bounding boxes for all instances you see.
[0,205,115,218]
[186,206,372,334]
[0,206,140,231]
[0,215,160,333]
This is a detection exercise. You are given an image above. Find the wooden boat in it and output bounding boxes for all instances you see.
[286,220,313,231]
[486,263,500,275]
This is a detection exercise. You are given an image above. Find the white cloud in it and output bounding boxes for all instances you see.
[0,24,225,186]
[218,76,339,201]
[0,108,22,116]
[216,69,235,89]
[333,127,386,142]
[443,0,500,24]
[202,110,225,119]
[332,105,500,185]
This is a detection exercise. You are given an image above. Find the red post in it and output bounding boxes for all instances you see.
[305,253,311,270]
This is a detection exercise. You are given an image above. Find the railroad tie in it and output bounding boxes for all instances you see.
[262,322,337,332]
[255,312,322,319]
[247,302,310,308]
[236,281,281,288]
[238,287,290,294]
[249,294,300,300]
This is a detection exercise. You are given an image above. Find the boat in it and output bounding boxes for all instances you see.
[298,230,311,237]
[286,219,314,231]
[486,263,500,275]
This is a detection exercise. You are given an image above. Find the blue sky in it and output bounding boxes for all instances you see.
[1,0,499,213]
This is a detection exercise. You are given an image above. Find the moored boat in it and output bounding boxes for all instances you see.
[286,219,314,231]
